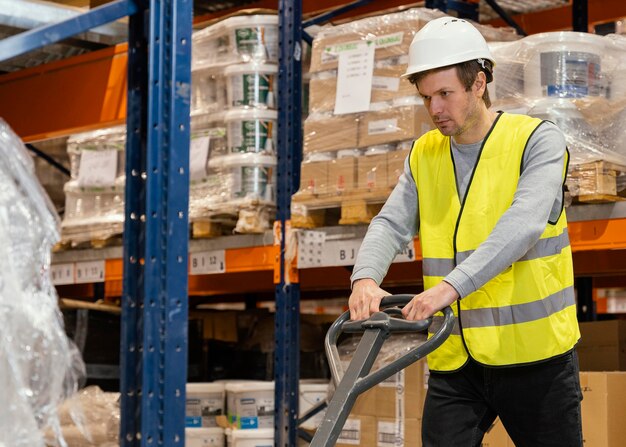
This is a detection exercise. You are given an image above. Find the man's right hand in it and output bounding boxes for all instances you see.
[348,278,391,320]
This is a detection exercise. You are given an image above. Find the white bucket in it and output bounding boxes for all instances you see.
[209,154,277,203]
[186,383,226,428]
[299,381,330,430]
[225,428,274,447]
[225,63,278,109]
[225,381,275,430]
[224,109,278,155]
[186,428,226,447]
[225,16,279,64]
[193,15,278,69]
[523,32,605,99]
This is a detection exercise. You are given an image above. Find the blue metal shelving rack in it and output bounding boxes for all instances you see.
[0,0,594,445]
[0,1,192,445]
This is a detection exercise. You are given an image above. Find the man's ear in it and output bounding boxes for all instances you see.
[474,71,487,96]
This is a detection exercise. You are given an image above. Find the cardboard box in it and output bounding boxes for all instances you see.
[357,153,388,190]
[328,157,358,193]
[387,149,411,188]
[336,415,377,447]
[350,360,428,420]
[358,105,433,147]
[481,418,513,447]
[304,114,359,153]
[577,320,626,371]
[580,372,626,446]
[309,66,416,113]
[377,417,422,447]
[376,360,427,419]
[310,18,422,73]
[299,160,329,196]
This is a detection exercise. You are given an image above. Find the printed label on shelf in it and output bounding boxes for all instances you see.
[300,235,415,268]
[320,239,362,267]
[190,250,226,275]
[78,149,118,187]
[74,260,105,284]
[51,263,75,285]
[190,136,211,180]
[335,41,375,115]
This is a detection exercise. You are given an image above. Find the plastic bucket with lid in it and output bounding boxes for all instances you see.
[225,109,277,155]
[186,428,225,447]
[209,154,276,203]
[523,32,605,98]
[186,383,226,428]
[225,16,279,63]
[225,381,274,429]
[225,428,273,447]
[225,63,278,109]
[192,15,278,69]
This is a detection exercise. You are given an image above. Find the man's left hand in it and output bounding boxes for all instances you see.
[401,281,460,321]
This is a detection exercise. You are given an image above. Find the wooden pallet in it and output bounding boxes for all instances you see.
[56,231,123,251]
[291,188,392,228]
[575,194,626,204]
[191,206,275,238]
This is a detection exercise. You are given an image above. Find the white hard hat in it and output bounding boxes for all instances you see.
[402,17,495,78]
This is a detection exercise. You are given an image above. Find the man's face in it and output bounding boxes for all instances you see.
[416,67,481,138]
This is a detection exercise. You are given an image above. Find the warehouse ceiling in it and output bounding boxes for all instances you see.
[0,0,620,74]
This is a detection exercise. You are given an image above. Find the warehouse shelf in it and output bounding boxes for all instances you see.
[2,1,623,444]
[50,202,626,300]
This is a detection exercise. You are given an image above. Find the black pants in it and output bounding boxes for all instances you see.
[422,351,583,447]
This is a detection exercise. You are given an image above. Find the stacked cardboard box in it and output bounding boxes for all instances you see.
[577,320,626,371]
[335,359,428,447]
[297,7,519,204]
[580,372,626,446]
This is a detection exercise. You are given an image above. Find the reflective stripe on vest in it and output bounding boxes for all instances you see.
[423,228,571,277]
[411,112,579,371]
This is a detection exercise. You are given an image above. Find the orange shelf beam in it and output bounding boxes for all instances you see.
[486,0,626,34]
[0,43,128,142]
[569,218,626,252]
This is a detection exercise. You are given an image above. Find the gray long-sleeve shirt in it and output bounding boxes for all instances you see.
[350,118,567,298]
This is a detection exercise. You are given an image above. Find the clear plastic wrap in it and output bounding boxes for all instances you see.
[337,333,427,383]
[309,7,517,74]
[66,126,126,183]
[45,386,120,447]
[61,125,127,245]
[0,119,85,446]
[191,69,227,114]
[300,8,518,207]
[489,32,626,200]
[192,15,279,71]
[61,179,125,245]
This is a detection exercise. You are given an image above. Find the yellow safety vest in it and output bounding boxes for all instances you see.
[410,112,580,372]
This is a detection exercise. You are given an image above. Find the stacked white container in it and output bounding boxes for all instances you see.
[185,383,227,447]
[190,15,279,228]
[61,126,126,245]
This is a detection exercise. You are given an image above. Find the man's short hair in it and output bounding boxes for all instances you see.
[407,59,494,108]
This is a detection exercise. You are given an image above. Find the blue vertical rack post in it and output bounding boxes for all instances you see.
[275,0,303,445]
[0,0,192,445]
[121,0,192,446]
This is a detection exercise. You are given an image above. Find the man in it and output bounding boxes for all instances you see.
[349,17,582,446]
